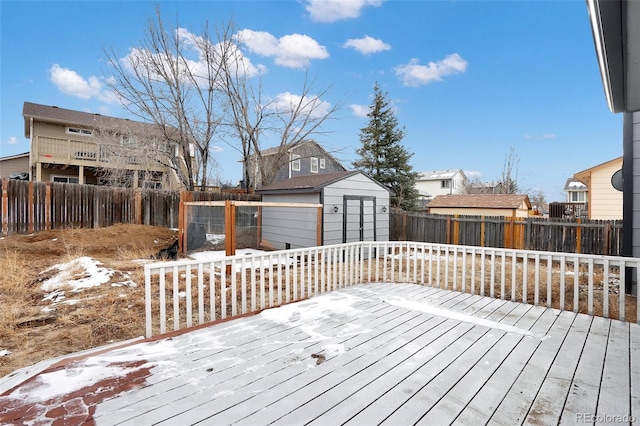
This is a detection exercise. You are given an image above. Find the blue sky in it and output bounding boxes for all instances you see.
[0,0,623,202]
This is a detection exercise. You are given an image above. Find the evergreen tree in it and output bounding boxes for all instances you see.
[353,83,419,210]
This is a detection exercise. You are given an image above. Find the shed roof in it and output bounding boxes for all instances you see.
[256,170,389,195]
[22,102,174,139]
[428,194,531,209]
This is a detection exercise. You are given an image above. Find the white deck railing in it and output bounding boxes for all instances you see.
[144,241,640,337]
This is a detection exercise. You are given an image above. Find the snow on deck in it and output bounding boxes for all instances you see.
[1,283,638,425]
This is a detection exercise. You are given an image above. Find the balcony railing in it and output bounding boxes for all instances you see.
[144,241,640,337]
[36,136,171,171]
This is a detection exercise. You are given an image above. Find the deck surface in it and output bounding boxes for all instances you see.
[1,283,638,425]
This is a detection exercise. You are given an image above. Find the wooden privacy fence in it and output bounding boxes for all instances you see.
[391,210,623,256]
[0,179,260,236]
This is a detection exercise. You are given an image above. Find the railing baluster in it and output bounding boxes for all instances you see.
[534,253,540,306]
[198,264,204,324]
[588,258,594,316]
[603,259,610,318]
[173,265,179,331]
[546,254,552,308]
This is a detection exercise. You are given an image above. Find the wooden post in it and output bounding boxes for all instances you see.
[402,210,407,241]
[225,200,236,257]
[45,181,51,231]
[316,206,322,246]
[446,215,451,244]
[135,190,142,225]
[480,215,485,247]
[1,178,7,236]
[28,182,34,233]
[453,214,460,245]
[603,222,611,255]
[576,218,582,254]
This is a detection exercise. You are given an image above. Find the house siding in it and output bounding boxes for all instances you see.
[589,160,623,220]
[0,156,29,179]
[632,112,640,260]
[260,193,321,250]
[415,170,466,197]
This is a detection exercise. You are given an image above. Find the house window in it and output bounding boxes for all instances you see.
[292,154,301,171]
[67,127,92,136]
[441,180,451,189]
[52,176,79,184]
[122,135,137,147]
[570,191,586,202]
[319,158,325,169]
[310,157,319,173]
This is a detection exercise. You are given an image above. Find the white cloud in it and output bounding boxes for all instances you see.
[49,64,117,103]
[525,133,557,140]
[269,92,332,119]
[236,30,328,69]
[343,35,391,55]
[305,0,384,23]
[212,145,224,153]
[350,104,369,117]
[394,53,468,87]
[6,136,17,145]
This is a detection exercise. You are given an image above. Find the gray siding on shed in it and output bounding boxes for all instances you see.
[261,193,321,249]
[323,173,390,245]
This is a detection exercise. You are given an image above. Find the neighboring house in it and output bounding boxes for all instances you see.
[573,157,623,220]
[0,152,30,179]
[415,169,467,199]
[564,177,588,203]
[256,170,390,249]
[244,140,345,189]
[426,194,532,217]
[467,181,503,195]
[18,102,188,189]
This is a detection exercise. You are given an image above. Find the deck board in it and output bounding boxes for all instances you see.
[1,283,638,426]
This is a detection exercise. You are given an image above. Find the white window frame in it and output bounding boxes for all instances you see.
[319,158,326,169]
[52,175,79,184]
[67,127,92,136]
[310,157,319,173]
[570,191,586,202]
[292,154,301,171]
[441,180,451,189]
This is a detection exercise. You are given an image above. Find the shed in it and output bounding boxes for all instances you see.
[256,171,390,249]
[427,194,532,217]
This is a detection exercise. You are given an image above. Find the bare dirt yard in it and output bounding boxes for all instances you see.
[0,224,177,378]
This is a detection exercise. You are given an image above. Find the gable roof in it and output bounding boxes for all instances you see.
[256,170,389,194]
[564,177,588,191]
[417,169,466,181]
[573,156,622,184]
[22,102,173,139]
[428,194,531,210]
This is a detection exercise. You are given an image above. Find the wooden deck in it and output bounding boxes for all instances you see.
[1,282,639,425]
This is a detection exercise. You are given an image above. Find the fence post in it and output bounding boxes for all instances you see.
[28,182,34,233]
[135,189,142,225]
[402,210,407,241]
[576,218,582,254]
[446,215,452,244]
[453,214,460,245]
[603,222,611,255]
[45,181,51,231]
[481,215,485,247]
[1,178,7,236]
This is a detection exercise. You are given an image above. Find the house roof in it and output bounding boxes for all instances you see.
[427,194,532,210]
[573,156,622,184]
[564,177,588,191]
[587,0,640,113]
[0,152,29,161]
[22,102,173,139]
[417,169,465,181]
[256,170,389,194]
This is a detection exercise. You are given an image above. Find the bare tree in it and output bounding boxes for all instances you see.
[219,31,342,189]
[497,146,520,194]
[104,7,223,190]
[104,8,342,192]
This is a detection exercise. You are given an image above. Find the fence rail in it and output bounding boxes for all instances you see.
[0,179,260,236]
[391,210,623,256]
[144,241,639,338]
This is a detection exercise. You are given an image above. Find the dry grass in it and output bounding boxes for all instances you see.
[0,224,177,378]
